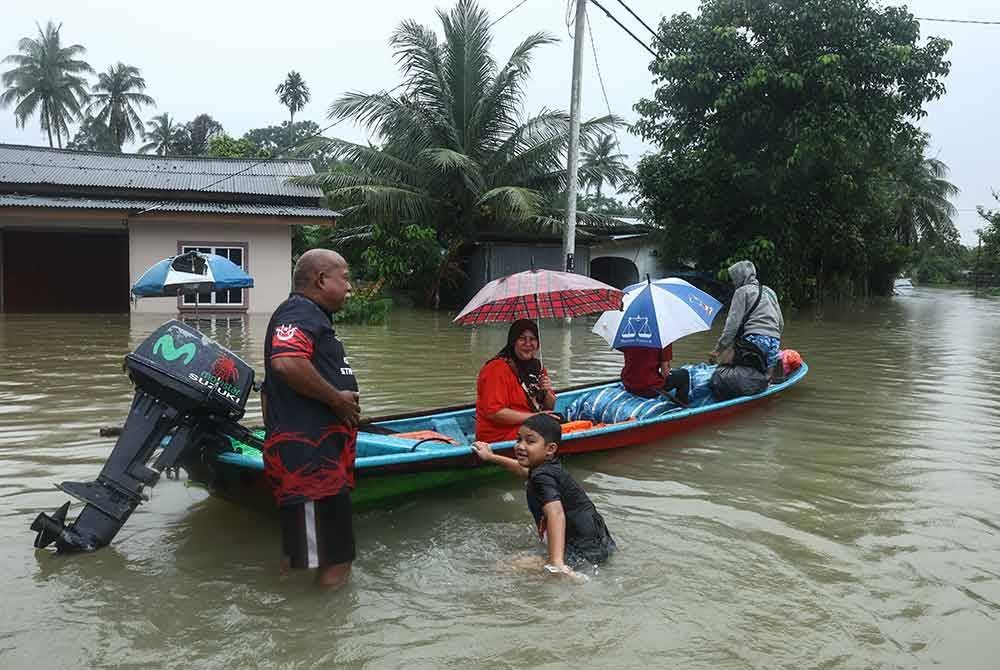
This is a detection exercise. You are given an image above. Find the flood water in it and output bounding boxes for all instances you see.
[2,287,999,669]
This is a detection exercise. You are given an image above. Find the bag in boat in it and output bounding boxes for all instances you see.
[730,284,769,373]
[709,364,768,401]
[733,336,768,374]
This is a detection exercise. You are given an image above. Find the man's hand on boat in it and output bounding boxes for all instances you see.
[329,390,361,428]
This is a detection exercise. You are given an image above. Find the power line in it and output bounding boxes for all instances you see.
[613,0,664,46]
[587,0,661,61]
[586,10,624,156]
[135,84,405,216]
[915,16,1000,26]
[490,0,532,27]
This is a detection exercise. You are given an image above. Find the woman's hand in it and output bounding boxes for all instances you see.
[539,371,553,393]
[471,441,495,463]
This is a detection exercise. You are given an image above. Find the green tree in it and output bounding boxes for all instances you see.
[296,0,622,306]
[206,133,266,158]
[180,113,224,155]
[87,62,155,151]
[581,134,631,199]
[242,120,340,170]
[275,70,310,146]
[138,113,186,155]
[632,0,952,303]
[1,21,92,148]
[576,192,638,217]
[66,115,117,152]
[977,195,1000,275]
[890,134,959,247]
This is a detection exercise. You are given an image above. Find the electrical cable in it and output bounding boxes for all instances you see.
[613,0,665,46]
[135,83,406,216]
[490,0,532,27]
[915,16,1000,25]
[587,0,661,60]
[586,10,624,154]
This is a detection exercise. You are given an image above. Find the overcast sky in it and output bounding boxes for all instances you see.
[2,0,997,244]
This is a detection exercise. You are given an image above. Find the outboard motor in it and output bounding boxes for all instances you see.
[31,320,262,553]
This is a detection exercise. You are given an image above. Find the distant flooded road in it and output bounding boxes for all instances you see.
[2,288,999,669]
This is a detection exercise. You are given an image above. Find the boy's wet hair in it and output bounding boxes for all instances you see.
[523,413,562,448]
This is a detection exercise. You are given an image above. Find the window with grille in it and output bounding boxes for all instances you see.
[179,244,247,307]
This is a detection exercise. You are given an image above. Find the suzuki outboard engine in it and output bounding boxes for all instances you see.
[31,320,262,553]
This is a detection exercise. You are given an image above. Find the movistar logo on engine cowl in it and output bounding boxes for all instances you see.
[153,334,197,365]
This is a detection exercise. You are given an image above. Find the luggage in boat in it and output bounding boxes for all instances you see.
[709,364,768,400]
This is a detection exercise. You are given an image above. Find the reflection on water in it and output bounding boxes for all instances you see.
[2,288,1000,668]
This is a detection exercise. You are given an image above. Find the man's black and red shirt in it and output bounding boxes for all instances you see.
[263,293,358,506]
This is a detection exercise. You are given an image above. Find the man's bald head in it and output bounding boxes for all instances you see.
[293,249,346,291]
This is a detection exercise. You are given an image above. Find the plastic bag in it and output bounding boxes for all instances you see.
[709,365,768,400]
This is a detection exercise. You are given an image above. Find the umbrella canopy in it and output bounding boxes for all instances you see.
[453,268,622,325]
[131,250,254,298]
[593,277,723,350]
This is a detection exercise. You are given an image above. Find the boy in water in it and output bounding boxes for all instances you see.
[472,414,616,577]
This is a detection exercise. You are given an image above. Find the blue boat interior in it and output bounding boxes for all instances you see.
[219,363,808,470]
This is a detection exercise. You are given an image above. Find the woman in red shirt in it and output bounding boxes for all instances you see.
[475,319,557,443]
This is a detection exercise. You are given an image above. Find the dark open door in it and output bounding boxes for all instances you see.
[2,230,130,313]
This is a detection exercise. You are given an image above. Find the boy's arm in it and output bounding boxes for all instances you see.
[542,500,567,568]
[471,441,528,478]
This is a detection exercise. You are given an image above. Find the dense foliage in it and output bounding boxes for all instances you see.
[295,0,624,306]
[977,194,1000,275]
[633,0,954,303]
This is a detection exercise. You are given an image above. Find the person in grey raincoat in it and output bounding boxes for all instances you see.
[710,260,784,376]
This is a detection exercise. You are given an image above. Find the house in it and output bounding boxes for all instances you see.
[0,143,334,314]
[466,217,662,295]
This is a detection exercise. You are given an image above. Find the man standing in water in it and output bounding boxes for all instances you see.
[262,249,360,589]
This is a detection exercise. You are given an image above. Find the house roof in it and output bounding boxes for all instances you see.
[0,194,335,219]
[0,143,323,199]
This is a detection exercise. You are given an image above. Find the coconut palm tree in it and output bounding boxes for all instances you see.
[87,62,155,151]
[296,0,622,303]
[580,134,631,199]
[0,21,92,148]
[892,136,960,247]
[138,113,185,155]
[275,71,310,147]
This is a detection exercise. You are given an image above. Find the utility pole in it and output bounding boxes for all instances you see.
[562,0,587,273]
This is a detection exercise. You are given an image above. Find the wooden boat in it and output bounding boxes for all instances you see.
[192,363,808,511]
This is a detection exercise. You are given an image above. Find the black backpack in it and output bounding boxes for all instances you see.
[731,286,768,374]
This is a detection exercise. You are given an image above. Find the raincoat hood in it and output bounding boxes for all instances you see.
[728,260,758,288]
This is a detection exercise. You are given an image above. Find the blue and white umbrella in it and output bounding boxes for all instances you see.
[592,277,723,350]
[132,250,253,298]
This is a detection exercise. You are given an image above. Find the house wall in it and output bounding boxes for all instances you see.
[129,219,291,314]
[589,237,662,282]
[466,242,593,298]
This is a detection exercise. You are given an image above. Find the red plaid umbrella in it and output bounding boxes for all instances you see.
[453,269,623,325]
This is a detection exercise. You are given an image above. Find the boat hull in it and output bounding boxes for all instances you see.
[191,363,807,512]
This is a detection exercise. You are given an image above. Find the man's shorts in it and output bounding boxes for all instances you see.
[278,493,355,569]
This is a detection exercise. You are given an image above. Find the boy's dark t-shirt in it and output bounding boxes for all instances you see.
[263,293,359,506]
[526,458,616,564]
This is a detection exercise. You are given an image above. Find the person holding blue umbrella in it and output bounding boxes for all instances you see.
[593,277,723,404]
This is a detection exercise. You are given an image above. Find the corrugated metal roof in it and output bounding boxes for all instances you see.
[0,144,323,198]
[0,194,335,219]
